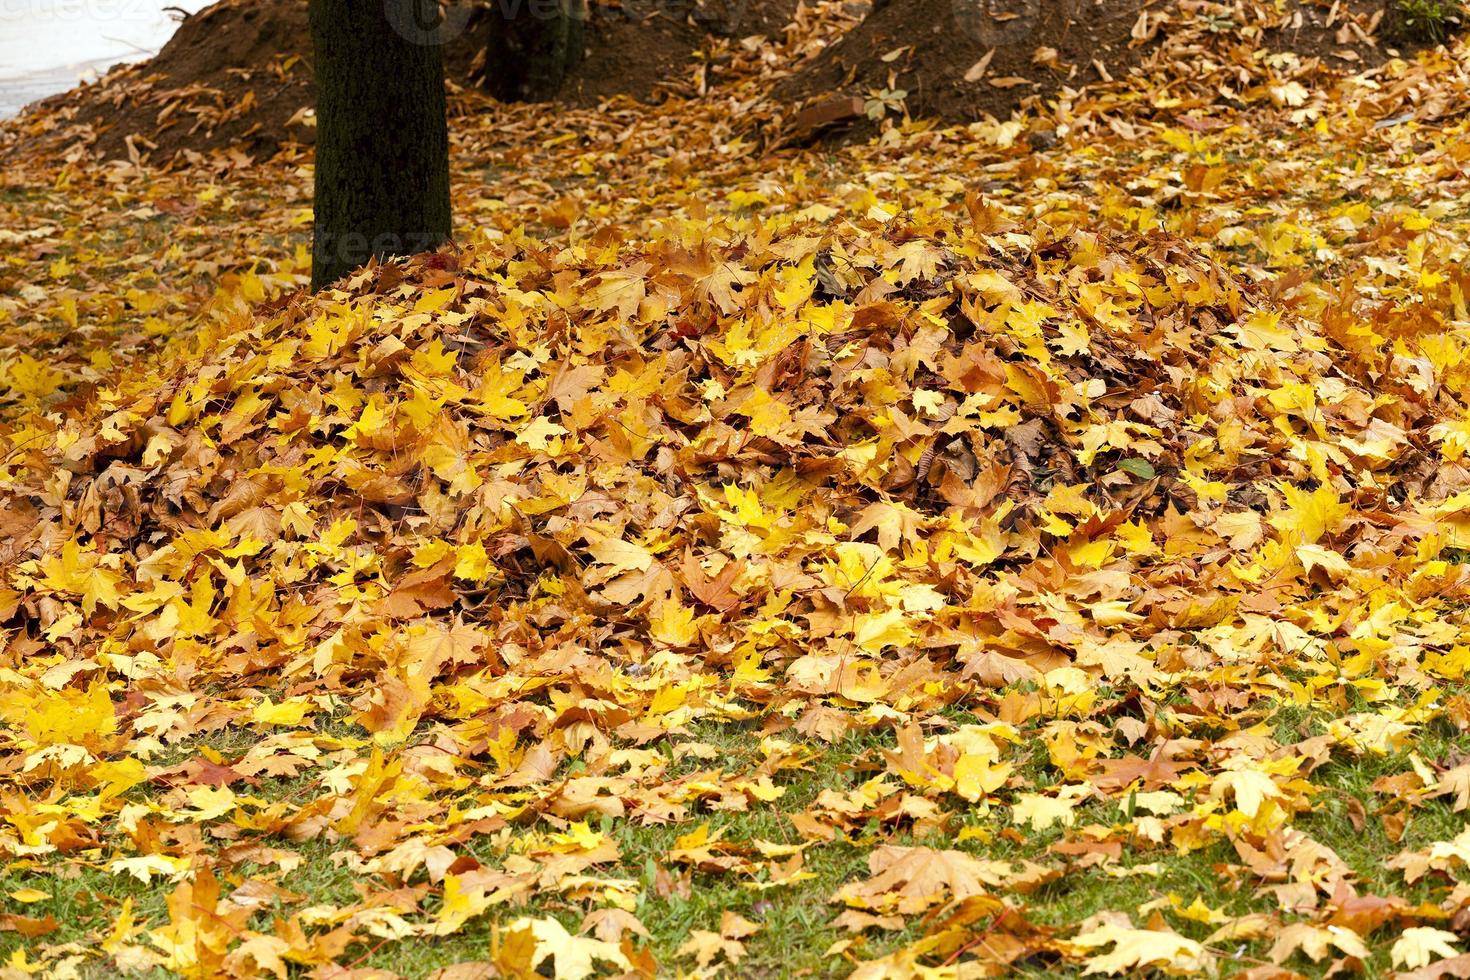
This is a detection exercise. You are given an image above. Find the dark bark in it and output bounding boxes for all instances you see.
[484,0,587,102]
[309,0,452,291]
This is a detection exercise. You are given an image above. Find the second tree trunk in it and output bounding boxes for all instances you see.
[485,0,587,102]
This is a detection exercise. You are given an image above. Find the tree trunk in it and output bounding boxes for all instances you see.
[484,0,587,102]
[309,0,452,291]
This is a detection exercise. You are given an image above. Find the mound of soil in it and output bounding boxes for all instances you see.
[12,0,801,164]
[779,0,1441,132]
[567,0,801,104]
[63,0,316,163]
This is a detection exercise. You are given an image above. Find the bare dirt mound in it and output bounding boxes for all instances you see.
[779,0,1444,133]
[9,0,801,164]
[783,0,1142,125]
[64,0,315,163]
[564,0,801,104]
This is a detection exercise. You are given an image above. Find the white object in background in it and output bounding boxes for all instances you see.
[0,0,214,118]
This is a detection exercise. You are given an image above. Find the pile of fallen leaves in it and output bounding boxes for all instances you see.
[5,2,1470,978]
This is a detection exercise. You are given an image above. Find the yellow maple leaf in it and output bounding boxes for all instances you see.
[36,539,122,615]
[508,916,630,980]
[8,888,49,903]
[1072,917,1211,975]
[474,359,528,421]
[954,753,1011,803]
[1269,482,1350,545]
[251,697,313,727]
[1011,788,1085,831]
[588,535,655,574]
[434,873,494,936]
[1392,928,1461,971]
[852,608,915,654]
[23,681,116,748]
[649,597,700,646]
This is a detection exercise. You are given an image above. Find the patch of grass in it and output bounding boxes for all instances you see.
[1389,0,1465,43]
[8,706,1469,978]
[334,723,908,977]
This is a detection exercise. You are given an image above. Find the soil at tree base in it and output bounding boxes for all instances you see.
[6,0,800,164]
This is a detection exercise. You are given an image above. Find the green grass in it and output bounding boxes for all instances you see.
[1390,0,1465,43]
[332,723,903,976]
[0,723,887,977]
[6,704,1470,978]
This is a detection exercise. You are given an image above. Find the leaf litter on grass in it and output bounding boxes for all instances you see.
[4,2,1470,978]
